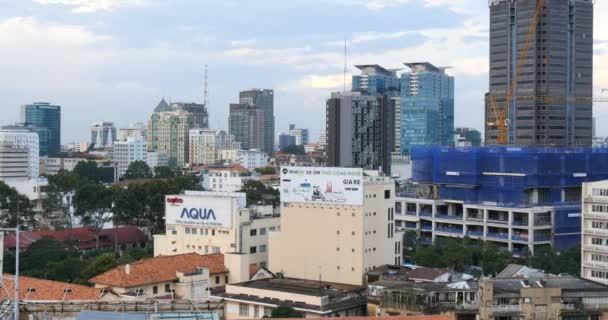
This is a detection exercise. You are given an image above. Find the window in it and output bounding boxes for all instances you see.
[254,305,260,318]
[153,286,158,294]
[212,229,216,236]
[385,190,391,199]
[260,245,267,253]
[593,189,608,196]
[225,276,229,283]
[264,307,272,317]
[165,284,171,293]
[185,227,191,234]
[215,276,220,284]
[192,228,197,235]
[260,228,267,235]
[239,303,249,317]
[212,246,220,253]
[250,246,257,254]
[592,270,608,279]
[592,205,608,213]
[250,229,257,236]
[269,226,276,231]
[592,238,606,246]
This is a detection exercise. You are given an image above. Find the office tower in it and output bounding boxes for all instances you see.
[147,99,196,168]
[21,102,61,156]
[118,122,147,141]
[454,127,482,147]
[352,65,401,96]
[393,96,401,153]
[352,95,395,175]
[113,137,147,178]
[91,122,117,149]
[317,128,327,148]
[278,133,295,150]
[228,103,266,151]
[288,125,309,146]
[326,92,356,168]
[170,102,209,129]
[0,125,39,178]
[486,0,593,147]
[401,62,454,154]
[239,89,274,154]
[189,129,235,165]
[0,142,29,181]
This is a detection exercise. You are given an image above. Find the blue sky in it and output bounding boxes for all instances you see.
[2,0,608,142]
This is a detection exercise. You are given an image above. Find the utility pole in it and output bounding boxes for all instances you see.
[204,64,208,106]
[14,199,19,320]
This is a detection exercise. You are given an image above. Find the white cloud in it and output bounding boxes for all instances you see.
[32,0,147,13]
[423,0,483,15]
[231,38,257,47]
[333,0,409,10]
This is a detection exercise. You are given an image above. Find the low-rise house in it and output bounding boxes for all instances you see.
[215,277,368,319]
[3,225,148,253]
[90,253,228,300]
[200,164,257,192]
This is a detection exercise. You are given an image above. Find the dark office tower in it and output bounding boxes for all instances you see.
[326,92,394,175]
[170,102,209,129]
[228,103,266,151]
[239,89,274,154]
[21,102,61,156]
[485,0,593,147]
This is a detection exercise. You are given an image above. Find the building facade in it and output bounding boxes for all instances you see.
[485,0,594,147]
[326,92,356,168]
[401,62,454,154]
[118,122,147,141]
[454,127,482,147]
[582,180,608,285]
[153,191,279,270]
[239,89,274,155]
[0,142,29,181]
[278,133,295,150]
[0,125,40,178]
[21,102,61,156]
[229,104,266,152]
[147,109,194,168]
[91,122,117,149]
[113,137,148,178]
[288,124,309,146]
[269,168,401,286]
[201,164,255,193]
[41,157,87,176]
[189,129,235,166]
[170,102,209,129]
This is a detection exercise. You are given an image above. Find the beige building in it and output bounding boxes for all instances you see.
[582,180,608,285]
[189,129,236,166]
[269,169,401,286]
[216,277,367,320]
[154,191,280,271]
[147,106,195,168]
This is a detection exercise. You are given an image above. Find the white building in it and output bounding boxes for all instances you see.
[269,167,402,286]
[146,151,168,170]
[41,157,87,175]
[189,129,236,166]
[0,142,29,181]
[236,149,268,170]
[113,137,147,178]
[118,122,147,141]
[582,180,608,285]
[62,141,89,153]
[153,191,280,270]
[91,122,117,149]
[201,164,257,193]
[288,125,309,146]
[0,126,40,178]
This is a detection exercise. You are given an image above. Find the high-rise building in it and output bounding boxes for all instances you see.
[400,62,454,154]
[326,92,394,174]
[278,133,295,150]
[91,122,117,149]
[239,89,274,155]
[352,64,401,96]
[21,102,61,156]
[288,124,309,146]
[118,122,147,141]
[581,180,608,285]
[454,127,482,147]
[0,142,29,181]
[228,103,266,151]
[113,137,147,178]
[170,102,209,129]
[189,129,236,165]
[485,0,593,147]
[147,99,196,168]
[0,125,39,178]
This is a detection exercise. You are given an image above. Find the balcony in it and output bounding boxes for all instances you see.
[421,225,433,231]
[534,234,551,242]
[512,220,529,227]
[406,211,418,216]
[585,196,608,204]
[486,233,509,240]
[435,214,464,221]
[436,228,463,235]
[583,261,608,270]
[492,305,522,314]
[420,211,433,217]
[466,231,483,237]
[584,245,608,254]
[585,213,608,220]
[585,229,608,237]
[533,219,552,227]
[487,219,509,225]
[511,235,530,242]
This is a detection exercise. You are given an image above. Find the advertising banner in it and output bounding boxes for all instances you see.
[280,166,363,205]
[165,195,233,228]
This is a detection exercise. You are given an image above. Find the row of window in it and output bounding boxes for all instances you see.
[250,227,274,237]
[591,238,608,246]
[591,270,608,279]
[593,189,608,197]
[184,227,229,236]
[185,244,221,254]
[249,245,267,254]
[591,221,608,230]
[591,253,608,263]
[239,303,272,317]
[592,205,608,213]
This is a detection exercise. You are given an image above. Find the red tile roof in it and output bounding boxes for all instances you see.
[4,226,148,251]
[270,317,448,320]
[0,274,105,301]
[90,253,228,288]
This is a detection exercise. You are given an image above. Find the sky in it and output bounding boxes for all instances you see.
[2,0,608,143]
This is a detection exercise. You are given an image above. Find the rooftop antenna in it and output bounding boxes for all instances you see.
[204,64,209,106]
[343,34,347,92]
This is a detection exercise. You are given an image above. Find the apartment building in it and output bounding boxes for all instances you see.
[582,180,608,285]
[153,191,279,270]
[201,164,255,193]
[269,167,401,286]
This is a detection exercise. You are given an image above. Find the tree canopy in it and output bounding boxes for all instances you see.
[239,180,279,207]
[270,305,302,318]
[280,144,305,155]
[122,160,153,180]
[0,181,35,228]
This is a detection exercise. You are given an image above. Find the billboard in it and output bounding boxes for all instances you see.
[280,166,363,205]
[165,194,235,228]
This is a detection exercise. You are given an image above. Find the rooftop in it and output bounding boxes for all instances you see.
[0,274,107,301]
[230,277,364,297]
[90,253,228,288]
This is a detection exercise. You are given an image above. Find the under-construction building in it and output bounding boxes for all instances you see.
[396,146,608,254]
[485,0,593,147]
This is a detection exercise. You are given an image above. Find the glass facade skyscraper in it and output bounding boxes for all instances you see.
[352,65,401,97]
[400,62,454,155]
[21,102,61,156]
[239,89,274,155]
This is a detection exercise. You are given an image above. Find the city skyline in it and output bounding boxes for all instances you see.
[4,1,608,143]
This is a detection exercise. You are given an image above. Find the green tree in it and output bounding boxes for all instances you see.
[270,305,302,318]
[117,247,152,265]
[255,166,277,175]
[73,161,104,184]
[80,252,118,283]
[412,245,442,268]
[74,184,115,248]
[122,160,153,181]
[479,243,512,276]
[0,181,35,228]
[154,166,176,179]
[240,180,279,206]
[20,237,78,279]
[437,238,472,271]
[281,144,305,155]
[44,170,79,228]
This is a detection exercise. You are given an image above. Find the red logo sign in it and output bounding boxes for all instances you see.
[167,197,184,205]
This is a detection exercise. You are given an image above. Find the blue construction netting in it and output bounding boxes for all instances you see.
[412,146,608,207]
